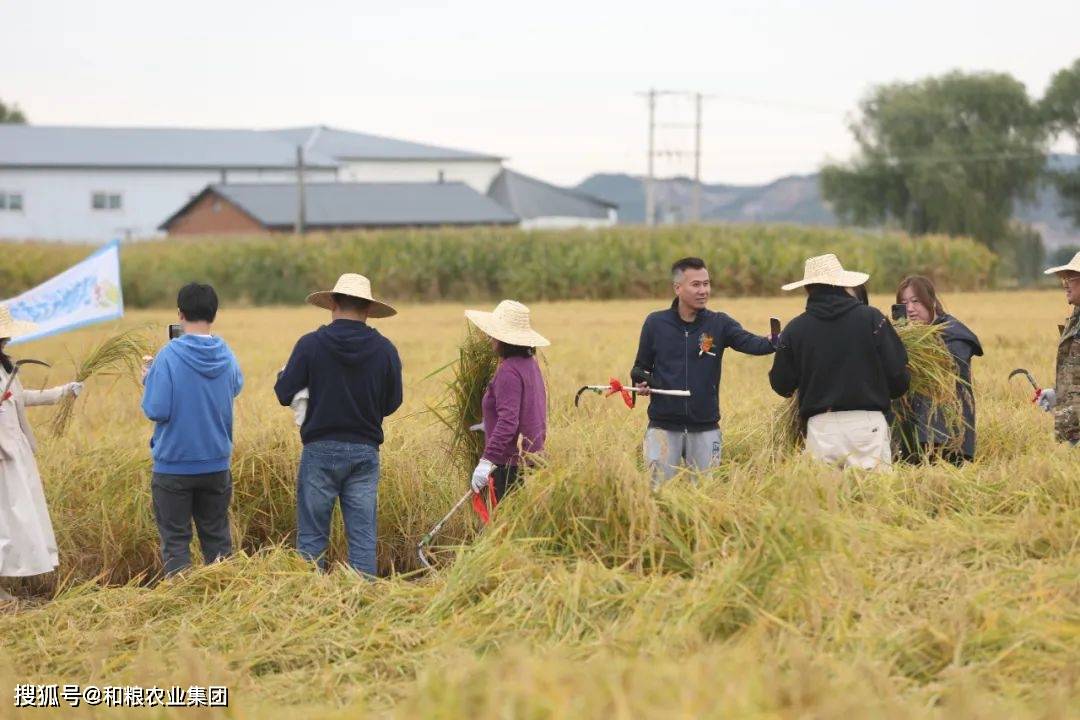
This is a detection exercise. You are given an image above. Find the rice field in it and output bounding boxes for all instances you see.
[0,290,1077,719]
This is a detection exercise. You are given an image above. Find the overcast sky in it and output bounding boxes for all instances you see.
[4,0,1078,185]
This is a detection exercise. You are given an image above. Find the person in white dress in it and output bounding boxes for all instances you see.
[0,306,82,601]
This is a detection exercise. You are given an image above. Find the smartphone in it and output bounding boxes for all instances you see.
[168,323,184,340]
[890,304,907,322]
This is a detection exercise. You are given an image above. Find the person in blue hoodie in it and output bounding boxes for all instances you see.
[631,257,776,487]
[274,274,402,577]
[141,283,243,577]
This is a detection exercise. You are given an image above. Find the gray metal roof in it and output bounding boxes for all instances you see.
[162,182,520,229]
[0,125,339,168]
[269,126,502,162]
[0,124,500,169]
[487,168,616,220]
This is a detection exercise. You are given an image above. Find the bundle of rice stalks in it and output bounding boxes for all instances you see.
[770,321,964,456]
[427,325,498,474]
[50,327,154,437]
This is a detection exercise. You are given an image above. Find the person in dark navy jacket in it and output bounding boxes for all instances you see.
[631,257,775,487]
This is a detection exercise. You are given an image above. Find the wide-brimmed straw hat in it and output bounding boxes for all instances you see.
[1044,250,1080,276]
[465,300,550,348]
[781,253,870,291]
[0,305,37,340]
[306,273,396,318]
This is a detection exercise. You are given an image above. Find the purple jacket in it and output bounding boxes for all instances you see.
[482,355,547,465]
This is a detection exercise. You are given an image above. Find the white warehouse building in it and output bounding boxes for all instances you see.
[0,125,615,241]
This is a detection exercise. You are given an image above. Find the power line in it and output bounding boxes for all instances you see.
[707,93,844,116]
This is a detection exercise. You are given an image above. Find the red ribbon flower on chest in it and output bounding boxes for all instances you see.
[698,333,716,357]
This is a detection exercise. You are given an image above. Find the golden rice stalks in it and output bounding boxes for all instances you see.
[50,327,155,438]
[427,325,498,475]
[770,321,964,456]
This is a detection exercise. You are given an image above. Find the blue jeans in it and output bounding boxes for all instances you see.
[296,440,380,575]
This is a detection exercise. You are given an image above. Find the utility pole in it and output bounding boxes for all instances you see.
[693,92,703,223]
[645,88,656,226]
[639,89,709,226]
[295,145,306,236]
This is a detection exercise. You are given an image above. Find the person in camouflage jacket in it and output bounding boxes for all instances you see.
[1038,251,1080,445]
[1052,307,1080,444]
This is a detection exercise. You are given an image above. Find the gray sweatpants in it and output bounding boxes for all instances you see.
[643,427,722,488]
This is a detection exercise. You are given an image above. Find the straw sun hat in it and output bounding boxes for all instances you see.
[465,300,550,348]
[306,273,397,318]
[1044,250,1080,276]
[781,253,870,291]
[0,305,37,340]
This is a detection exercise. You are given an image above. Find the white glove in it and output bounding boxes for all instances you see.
[1036,388,1056,412]
[291,387,309,426]
[65,382,84,398]
[471,458,495,494]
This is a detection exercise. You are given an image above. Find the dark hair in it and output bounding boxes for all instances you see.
[805,283,841,295]
[495,340,534,358]
[805,283,863,301]
[896,275,944,317]
[0,340,11,374]
[177,283,219,323]
[332,293,372,314]
[671,257,707,279]
[854,284,870,306]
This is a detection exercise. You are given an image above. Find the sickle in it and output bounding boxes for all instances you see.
[14,358,50,370]
[1008,368,1039,391]
[1,358,52,403]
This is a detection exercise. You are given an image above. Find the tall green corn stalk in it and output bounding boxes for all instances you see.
[4,226,997,307]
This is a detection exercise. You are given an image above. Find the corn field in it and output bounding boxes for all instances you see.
[2,226,997,307]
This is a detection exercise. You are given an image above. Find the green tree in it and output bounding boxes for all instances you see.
[0,99,27,123]
[1042,58,1080,226]
[821,71,1048,248]
[1049,244,1080,267]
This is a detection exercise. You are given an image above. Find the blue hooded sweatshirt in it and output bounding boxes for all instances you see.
[141,335,244,474]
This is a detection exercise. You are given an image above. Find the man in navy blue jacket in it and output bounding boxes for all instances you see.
[274,274,402,576]
[632,257,775,487]
[142,283,244,576]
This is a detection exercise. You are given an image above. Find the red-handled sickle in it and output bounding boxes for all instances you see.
[574,379,691,409]
[1008,368,1047,404]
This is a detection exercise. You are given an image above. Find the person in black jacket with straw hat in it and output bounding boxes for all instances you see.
[275,273,403,577]
[769,254,910,471]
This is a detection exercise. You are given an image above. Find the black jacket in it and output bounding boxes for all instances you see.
[274,319,403,447]
[900,314,982,459]
[769,287,910,418]
[632,300,774,431]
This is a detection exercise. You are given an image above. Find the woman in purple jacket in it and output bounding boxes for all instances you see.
[464,300,549,501]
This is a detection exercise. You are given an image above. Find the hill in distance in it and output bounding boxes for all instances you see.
[577,154,1080,249]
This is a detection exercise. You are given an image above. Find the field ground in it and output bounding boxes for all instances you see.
[0,291,1077,718]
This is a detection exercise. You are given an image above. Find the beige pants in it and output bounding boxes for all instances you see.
[805,410,892,471]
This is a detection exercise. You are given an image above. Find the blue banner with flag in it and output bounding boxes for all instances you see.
[4,240,124,345]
